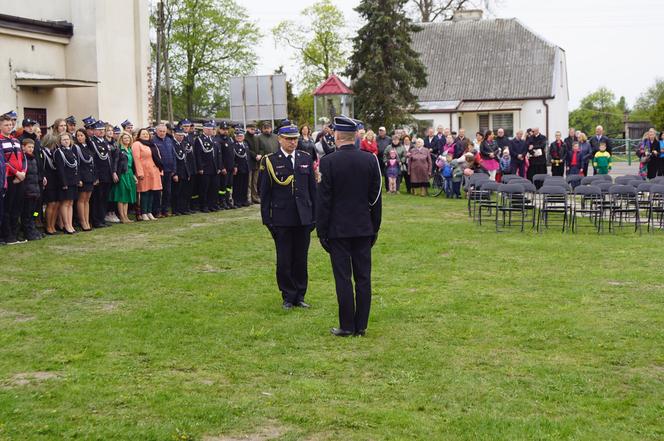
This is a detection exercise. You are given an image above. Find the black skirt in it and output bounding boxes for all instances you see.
[79,182,94,192]
[43,185,59,203]
[59,186,78,201]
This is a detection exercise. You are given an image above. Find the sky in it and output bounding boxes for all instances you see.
[241,0,664,108]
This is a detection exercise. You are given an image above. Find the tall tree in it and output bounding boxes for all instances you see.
[272,0,348,92]
[156,0,259,118]
[631,78,664,124]
[569,87,626,138]
[409,0,497,22]
[346,0,427,130]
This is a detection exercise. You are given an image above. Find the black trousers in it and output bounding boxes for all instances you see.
[551,164,564,176]
[272,225,311,304]
[198,174,218,211]
[328,236,373,333]
[2,180,24,241]
[232,173,248,205]
[224,173,233,203]
[527,163,547,188]
[153,173,173,215]
[171,177,191,214]
[21,197,39,237]
[91,182,111,226]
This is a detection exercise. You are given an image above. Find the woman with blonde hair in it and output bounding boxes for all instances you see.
[50,118,67,135]
[360,129,378,155]
[110,131,138,223]
[54,132,80,234]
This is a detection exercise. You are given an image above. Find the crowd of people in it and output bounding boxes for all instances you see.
[3,106,663,245]
[0,111,273,245]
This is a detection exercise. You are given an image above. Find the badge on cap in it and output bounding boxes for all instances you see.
[333,115,361,132]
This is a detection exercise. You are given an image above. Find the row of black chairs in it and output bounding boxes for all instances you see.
[466,173,664,234]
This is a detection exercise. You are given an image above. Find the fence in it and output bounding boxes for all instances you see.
[608,139,643,165]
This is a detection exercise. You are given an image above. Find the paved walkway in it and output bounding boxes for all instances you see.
[610,161,639,177]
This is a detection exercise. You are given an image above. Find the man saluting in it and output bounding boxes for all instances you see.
[316,116,382,337]
[260,121,317,310]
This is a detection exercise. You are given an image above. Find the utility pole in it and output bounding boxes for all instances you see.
[162,0,174,125]
[155,0,164,123]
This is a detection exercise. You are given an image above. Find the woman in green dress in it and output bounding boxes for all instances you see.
[109,132,138,223]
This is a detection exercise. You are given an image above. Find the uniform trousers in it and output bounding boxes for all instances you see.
[233,173,249,205]
[328,236,373,333]
[91,182,111,226]
[198,174,218,211]
[272,225,311,304]
[171,177,191,214]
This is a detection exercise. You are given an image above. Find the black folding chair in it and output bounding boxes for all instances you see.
[466,174,490,218]
[615,175,642,185]
[607,185,641,234]
[571,185,603,233]
[652,177,664,184]
[478,181,499,226]
[647,184,664,233]
[532,173,548,189]
[580,175,604,186]
[597,174,613,182]
[537,186,569,232]
[501,174,521,184]
[566,174,583,189]
[495,183,529,232]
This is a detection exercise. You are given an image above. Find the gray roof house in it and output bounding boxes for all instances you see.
[410,10,568,139]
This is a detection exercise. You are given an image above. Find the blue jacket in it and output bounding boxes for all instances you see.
[152,134,176,174]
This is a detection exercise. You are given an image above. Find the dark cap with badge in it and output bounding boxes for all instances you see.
[121,119,133,128]
[203,120,216,129]
[113,126,121,134]
[3,110,18,119]
[219,121,230,130]
[83,116,96,128]
[277,120,299,138]
[93,120,106,130]
[235,128,245,137]
[65,115,77,125]
[333,115,362,132]
[22,118,37,127]
[178,119,192,127]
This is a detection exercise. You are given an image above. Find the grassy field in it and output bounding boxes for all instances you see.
[1,194,663,440]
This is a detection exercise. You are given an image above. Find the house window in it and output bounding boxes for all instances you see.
[491,113,514,137]
[479,114,489,133]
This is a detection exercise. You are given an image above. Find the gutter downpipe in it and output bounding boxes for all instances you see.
[542,98,549,138]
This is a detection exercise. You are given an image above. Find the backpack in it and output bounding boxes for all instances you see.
[442,164,453,178]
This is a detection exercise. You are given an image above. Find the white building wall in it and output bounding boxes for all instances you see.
[0,0,150,127]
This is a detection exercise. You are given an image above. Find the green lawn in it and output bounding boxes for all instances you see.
[1,195,663,440]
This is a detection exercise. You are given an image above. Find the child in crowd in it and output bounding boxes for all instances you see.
[20,138,43,241]
[499,148,512,176]
[593,142,612,175]
[566,142,583,176]
[441,154,453,197]
[385,149,400,194]
[450,156,464,199]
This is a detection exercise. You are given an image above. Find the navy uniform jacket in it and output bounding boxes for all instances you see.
[233,140,249,174]
[260,149,316,227]
[182,135,197,172]
[316,144,382,240]
[194,134,219,175]
[174,139,194,180]
[55,147,80,187]
[75,142,96,184]
[215,134,234,172]
[90,136,113,183]
[589,135,613,155]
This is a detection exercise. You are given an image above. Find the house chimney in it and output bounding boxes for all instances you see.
[452,9,483,22]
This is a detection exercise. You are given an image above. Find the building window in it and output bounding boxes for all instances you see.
[479,114,489,133]
[491,113,513,137]
[24,108,47,134]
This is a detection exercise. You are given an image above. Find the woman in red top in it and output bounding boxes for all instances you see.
[360,130,378,155]
[1,114,28,244]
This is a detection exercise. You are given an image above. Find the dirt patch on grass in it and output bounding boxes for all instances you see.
[4,371,61,387]
[74,299,123,313]
[0,308,35,323]
[203,423,284,441]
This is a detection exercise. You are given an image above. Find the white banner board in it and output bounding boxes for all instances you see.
[230,75,287,125]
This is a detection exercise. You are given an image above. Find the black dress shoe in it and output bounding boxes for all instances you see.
[354,330,366,337]
[282,302,294,310]
[330,328,354,337]
[295,301,311,308]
